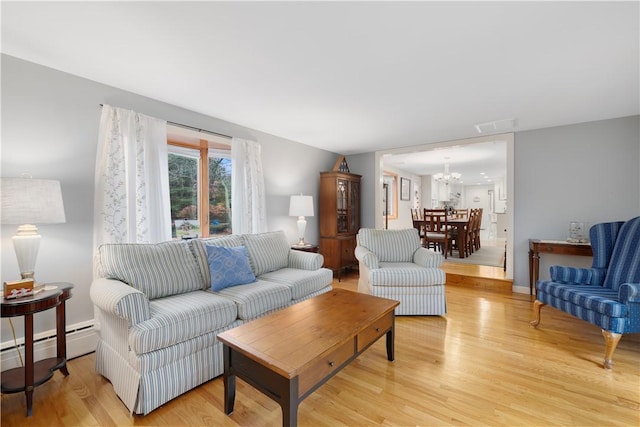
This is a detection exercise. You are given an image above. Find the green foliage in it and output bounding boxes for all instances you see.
[168,153,232,235]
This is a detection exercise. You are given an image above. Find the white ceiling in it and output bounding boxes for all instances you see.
[383,139,507,184]
[2,1,638,156]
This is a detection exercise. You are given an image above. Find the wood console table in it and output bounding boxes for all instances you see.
[528,240,592,295]
[1,282,73,416]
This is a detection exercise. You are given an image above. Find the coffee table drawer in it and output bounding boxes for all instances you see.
[357,311,392,352]
[298,339,355,396]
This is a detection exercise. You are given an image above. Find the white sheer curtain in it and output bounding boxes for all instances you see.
[231,137,267,234]
[93,105,171,274]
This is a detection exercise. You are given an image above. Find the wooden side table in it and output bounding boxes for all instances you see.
[1,282,73,416]
[528,240,592,295]
[291,244,319,253]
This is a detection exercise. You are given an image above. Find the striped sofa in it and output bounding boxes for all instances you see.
[355,228,446,315]
[531,216,640,370]
[90,230,332,415]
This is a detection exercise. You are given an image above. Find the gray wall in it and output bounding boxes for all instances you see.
[1,55,338,341]
[513,115,640,288]
[346,152,376,228]
[348,116,640,290]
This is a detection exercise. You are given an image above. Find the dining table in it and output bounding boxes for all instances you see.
[414,217,471,259]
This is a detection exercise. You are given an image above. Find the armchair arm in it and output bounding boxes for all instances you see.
[413,247,444,268]
[288,250,323,270]
[90,278,151,326]
[619,283,640,304]
[549,266,603,285]
[355,245,379,270]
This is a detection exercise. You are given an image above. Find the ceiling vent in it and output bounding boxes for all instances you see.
[474,118,516,134]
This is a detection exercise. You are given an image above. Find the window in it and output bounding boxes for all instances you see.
[167,125,232,239]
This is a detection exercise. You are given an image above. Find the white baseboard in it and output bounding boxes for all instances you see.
[1,320,98,371]
[512,285,530,295]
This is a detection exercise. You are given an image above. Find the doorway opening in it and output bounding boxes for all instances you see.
[375,133,514,283]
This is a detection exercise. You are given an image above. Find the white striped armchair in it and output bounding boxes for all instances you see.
[355,228,446,315]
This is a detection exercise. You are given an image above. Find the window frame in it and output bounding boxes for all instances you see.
[168,130,231,238]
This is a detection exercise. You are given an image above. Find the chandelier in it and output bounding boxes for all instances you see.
[433,163,461,184]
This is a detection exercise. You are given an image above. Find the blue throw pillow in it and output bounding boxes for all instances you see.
[206,245,256,291]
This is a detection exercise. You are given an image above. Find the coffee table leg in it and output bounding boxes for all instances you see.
[282,377,299,427]
[223,345,235,415]
[386,317,395,361]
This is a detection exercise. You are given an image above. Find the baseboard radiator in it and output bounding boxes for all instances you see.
[1,320,98,371]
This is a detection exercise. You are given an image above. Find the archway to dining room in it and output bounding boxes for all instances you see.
[374,132,514,287]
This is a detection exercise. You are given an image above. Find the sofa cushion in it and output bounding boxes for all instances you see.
[242,231,291,276]
[188,235,244,289]
[100,240,202,300]
[128,290,238,355]
[213,279,291,320]
[258,267,333,300]
[206,245,256,291]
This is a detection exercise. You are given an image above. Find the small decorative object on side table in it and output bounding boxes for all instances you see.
[291,243,319,253]
[1,282,73,417]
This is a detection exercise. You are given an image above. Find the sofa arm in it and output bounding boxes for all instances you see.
[355,246,379,270]
[288,250,324,270]
[90,278,151,326]
[549,266,601,285]
[619,283,640,304]
[413,248,443,268]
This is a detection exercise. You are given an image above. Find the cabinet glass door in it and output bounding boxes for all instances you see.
[337,179,348,233]
[349,180,360,232]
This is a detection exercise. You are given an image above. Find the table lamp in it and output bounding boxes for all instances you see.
[1,177,66,281]
[289,194,314,246]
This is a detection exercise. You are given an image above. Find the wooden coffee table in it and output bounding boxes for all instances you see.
[217,288,399,427]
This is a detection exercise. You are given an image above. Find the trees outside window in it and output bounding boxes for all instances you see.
[168,140,231,239]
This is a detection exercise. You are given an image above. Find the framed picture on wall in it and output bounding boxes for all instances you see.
[400,177,410,201]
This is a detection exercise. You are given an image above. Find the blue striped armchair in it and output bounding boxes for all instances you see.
[355,228,446,315]
[531,216,640,369]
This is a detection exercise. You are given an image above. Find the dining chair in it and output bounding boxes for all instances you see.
[453,208,469,219]
[463,209,479,257]
[411,208,422,221]
[474,208,484,250]
[423,208,453,258]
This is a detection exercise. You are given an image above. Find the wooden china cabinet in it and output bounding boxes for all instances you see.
[319,156,361,279]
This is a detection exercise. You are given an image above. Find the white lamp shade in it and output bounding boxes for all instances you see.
[289,195,314,217]
[1,178,66,224]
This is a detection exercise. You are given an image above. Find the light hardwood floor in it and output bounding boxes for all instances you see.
[2,269,639,426]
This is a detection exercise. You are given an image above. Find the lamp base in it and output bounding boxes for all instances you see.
[296,216,307,248]
[12,226,41,283]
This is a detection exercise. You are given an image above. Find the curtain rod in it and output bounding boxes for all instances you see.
[99,104,232,140]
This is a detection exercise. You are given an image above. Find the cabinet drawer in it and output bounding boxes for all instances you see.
[298,339,355,397]
[357,312,393,352]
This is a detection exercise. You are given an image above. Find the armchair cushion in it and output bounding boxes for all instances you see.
[357,228,420,262]
[549,266,594,285]
[370,267,446,287]
[536,282,626,318]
